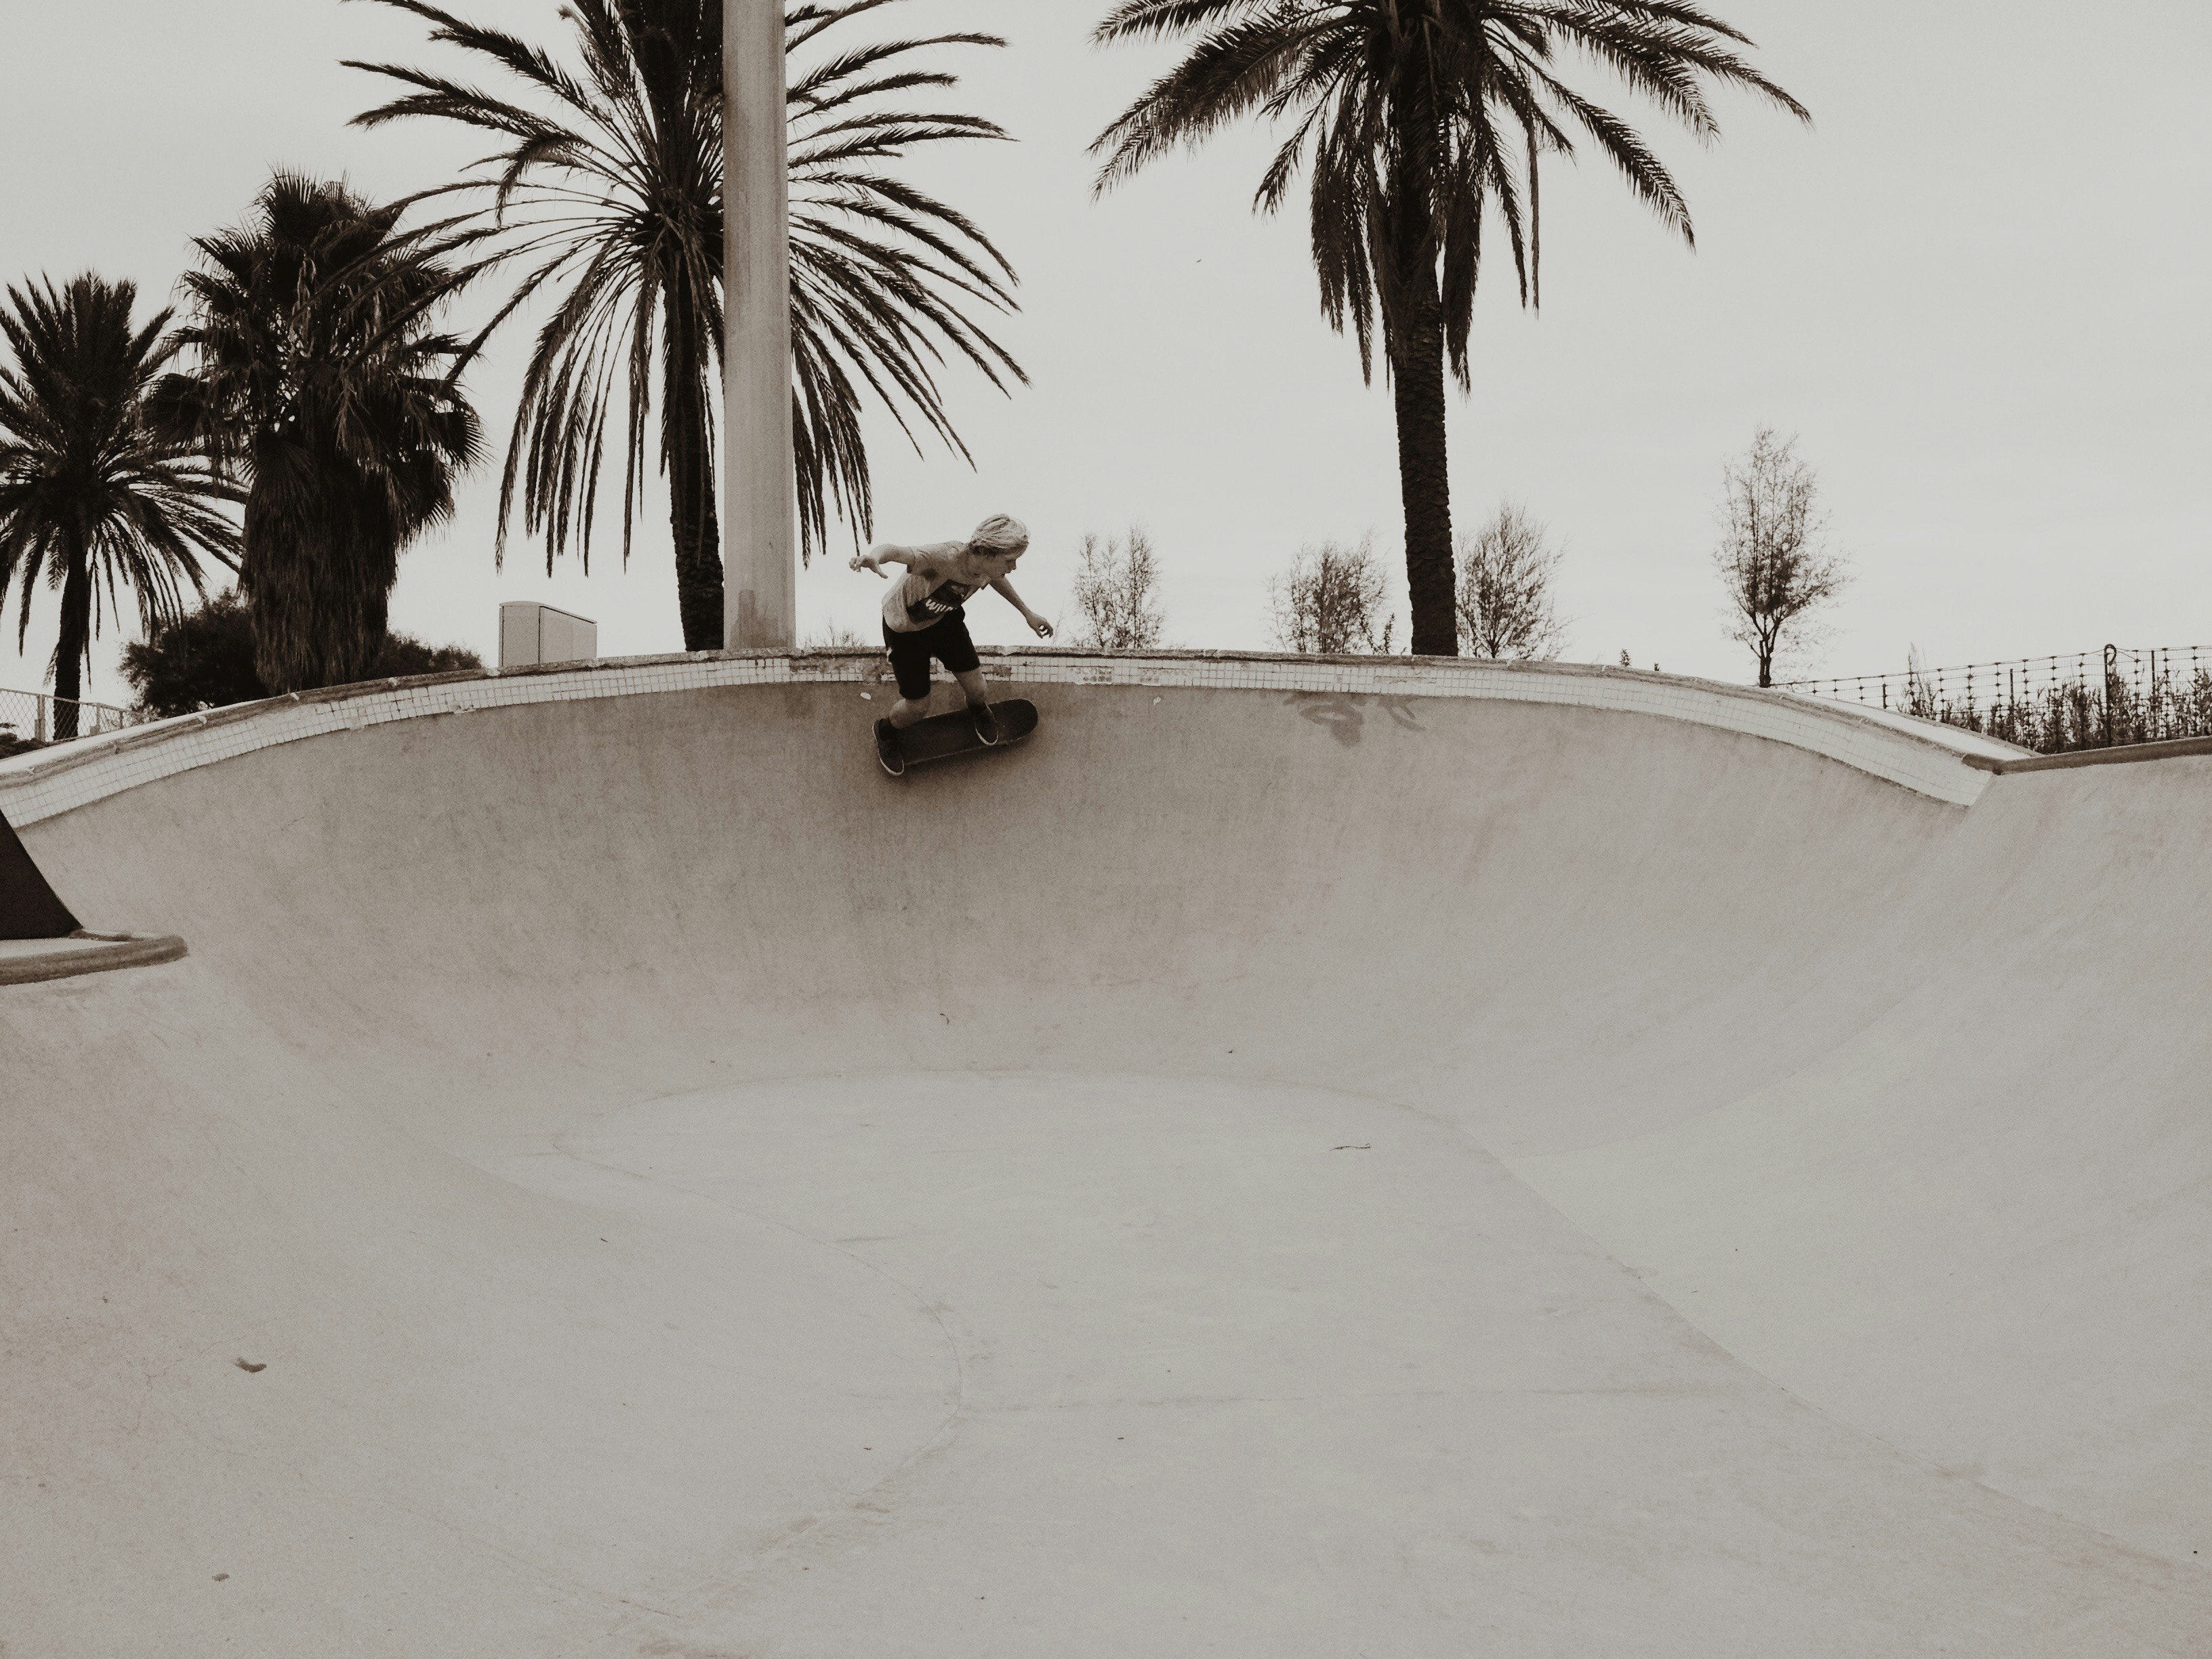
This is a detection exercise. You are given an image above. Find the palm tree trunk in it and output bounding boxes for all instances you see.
[1387,57,1458,659]
[664,287,725,653]
[52,542,90,741]
[1391,270,1458,657]
[668,399,724,653]
[243,465,396,695]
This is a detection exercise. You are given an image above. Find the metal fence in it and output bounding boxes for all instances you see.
[0,687,142,754]
[1783,646,2212,755]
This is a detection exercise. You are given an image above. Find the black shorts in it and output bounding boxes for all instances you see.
[883,614,980,700]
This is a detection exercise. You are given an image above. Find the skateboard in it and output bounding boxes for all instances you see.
[876,698,1039,775]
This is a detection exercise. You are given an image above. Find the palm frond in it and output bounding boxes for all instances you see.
[1094,0,1806,377]
[1091,13,1324,192]
[348,0,1023,652]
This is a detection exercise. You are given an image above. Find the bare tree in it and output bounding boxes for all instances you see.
[1456,504,1567,661]
[1713,426,1848,687]
[1070,528,1165,651]
[1269,537,1397,655]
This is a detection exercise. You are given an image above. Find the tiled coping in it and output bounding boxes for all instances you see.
[1963,733,2212,774]
[0,649,2021,826]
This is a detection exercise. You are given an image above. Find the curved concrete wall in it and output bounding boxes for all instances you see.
[1,655,2201,1656]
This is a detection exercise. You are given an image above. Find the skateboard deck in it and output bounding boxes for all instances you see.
[880,698,1038,774]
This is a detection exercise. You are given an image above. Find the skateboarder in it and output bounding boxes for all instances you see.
[852,514,1053,773]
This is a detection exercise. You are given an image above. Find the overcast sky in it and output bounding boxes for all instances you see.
[3,0,2207,706]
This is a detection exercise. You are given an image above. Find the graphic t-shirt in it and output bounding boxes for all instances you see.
[882,546,992,633]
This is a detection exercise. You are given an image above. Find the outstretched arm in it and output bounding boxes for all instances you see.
[852,542,933,578]
[992,577,1054,638]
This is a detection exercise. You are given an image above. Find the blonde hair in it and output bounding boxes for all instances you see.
[968,514,1029,554]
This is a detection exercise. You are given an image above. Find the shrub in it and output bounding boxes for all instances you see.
[123,591,483,717]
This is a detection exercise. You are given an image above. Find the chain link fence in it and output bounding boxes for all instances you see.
[0,687,142,757]
[1783,646,2211,755]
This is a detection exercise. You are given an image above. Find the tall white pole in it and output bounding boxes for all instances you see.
[724,0,796,649]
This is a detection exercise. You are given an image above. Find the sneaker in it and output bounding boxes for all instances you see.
[874,718,906,776]
[969,702,1000,745]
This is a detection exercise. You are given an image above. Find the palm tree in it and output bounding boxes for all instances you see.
[1091,1,1809,655]
[347,0,1027,652]
[0,276,240,740]
[152,173,485,694]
